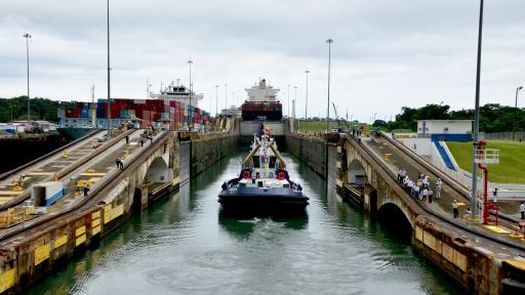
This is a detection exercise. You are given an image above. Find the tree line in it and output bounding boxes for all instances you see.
[0,96,62,122]
[372,103,525,133]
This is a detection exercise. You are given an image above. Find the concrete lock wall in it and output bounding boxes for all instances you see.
[285,134,327,178]
[286,132,512,294]
[0,132,239,294]
[190,134,238,177]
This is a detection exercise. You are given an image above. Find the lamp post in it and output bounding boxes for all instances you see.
[23,33,31,121]
[514,86,523,140]
[106,0,111,135]
[287,84,291,117]
[326,38,334,132]
[215,85,219,117]
[294,85,297,119]
[470,0,484,219]
[305,70,310,120]
[225,83,228,109]
[187,60,193,128]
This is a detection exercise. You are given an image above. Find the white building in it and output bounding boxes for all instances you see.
[417,120,472,136]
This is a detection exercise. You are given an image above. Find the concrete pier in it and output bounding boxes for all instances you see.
[285,131,525,294]
[0,129,238,294]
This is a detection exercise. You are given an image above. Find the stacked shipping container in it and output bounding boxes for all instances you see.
[59,98,212,130]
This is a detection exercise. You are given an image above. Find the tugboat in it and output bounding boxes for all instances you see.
[218,128,308,212]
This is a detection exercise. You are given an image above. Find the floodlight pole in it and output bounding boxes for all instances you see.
[326,38,333,133]
[287,84,291,117]
[514,86,523,140]
[470,0,484,219]
[23,33,31,121]
[305,70,310,120]
[215,85,219,117]
[187,60,193,128]
[106,0,111,135]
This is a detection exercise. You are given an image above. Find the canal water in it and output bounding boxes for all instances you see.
[28,150,463,295]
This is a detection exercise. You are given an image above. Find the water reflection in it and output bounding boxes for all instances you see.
[218,211,308,240]
[26,148,463,295]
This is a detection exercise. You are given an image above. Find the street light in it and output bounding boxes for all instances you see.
[470,0,484,219]
[294,85,297,119]
[287,84,291,117]
[106,0,111,135]
[224,83,228,109]
[215,85,219,117]
[326,38,334,132]
[23,33,31,121]
[514,86,523,140]
[187,60,193,128]
[305,70,310,120]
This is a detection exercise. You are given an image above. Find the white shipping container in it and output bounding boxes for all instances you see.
[32,181,64,206]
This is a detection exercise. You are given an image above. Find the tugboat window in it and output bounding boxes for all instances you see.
[253,157,260,168]
[269,156,276,168]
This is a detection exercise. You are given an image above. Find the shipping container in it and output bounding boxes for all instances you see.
[32,181,64,207]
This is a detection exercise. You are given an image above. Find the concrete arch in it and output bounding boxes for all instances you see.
[348,159,366,185]
[377,202,413,241]
[145,157,172,184]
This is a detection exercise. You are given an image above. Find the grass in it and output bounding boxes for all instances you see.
[446,140,525,184]
[298,120,364,134]
[298,121,332,133]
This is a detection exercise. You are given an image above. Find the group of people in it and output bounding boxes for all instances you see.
[398,169,442,204]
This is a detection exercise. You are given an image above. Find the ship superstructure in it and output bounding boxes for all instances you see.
[241,79,282,121]
[150,80,203,107]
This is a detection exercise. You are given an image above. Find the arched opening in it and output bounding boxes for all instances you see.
[143,157,173,202]
[348,159,366,185]
[377,203,412,243]
[146,157,171,184]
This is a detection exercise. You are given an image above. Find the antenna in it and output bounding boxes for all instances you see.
[146,78,152,98]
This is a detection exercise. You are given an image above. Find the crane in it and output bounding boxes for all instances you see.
[331,102,340,127]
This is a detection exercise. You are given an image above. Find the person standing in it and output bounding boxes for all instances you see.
[140,138,144,147]
[435,178,442,199]
[452,200,459,218]
[492,188,498,204]
[83,184,90,197]
[422,187,428,201]
[428,189,433,203]
[414,185,420,200]
[119,156,124,170]
[520,202,525,219]
[125,135,129,144]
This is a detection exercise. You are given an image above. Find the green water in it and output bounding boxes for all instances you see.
[28,151,463,295]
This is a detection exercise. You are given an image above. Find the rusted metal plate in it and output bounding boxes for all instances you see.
[34,243,50,266]
[0,268,16,293]
[54,235,68,248]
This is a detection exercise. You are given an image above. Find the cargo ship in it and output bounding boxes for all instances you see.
[57,81,211,140]
[239,79,286,143]
[241,79,282,121]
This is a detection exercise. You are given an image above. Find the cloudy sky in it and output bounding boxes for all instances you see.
[1,0,524,122]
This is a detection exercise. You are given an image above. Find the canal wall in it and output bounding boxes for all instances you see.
[0,134,70,174]
[190,134,238,177]
[284,134,327,178]
[0,132,239,294]
[285,130,524,294]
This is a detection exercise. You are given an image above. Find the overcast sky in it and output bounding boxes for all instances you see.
[1,0,524,122]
